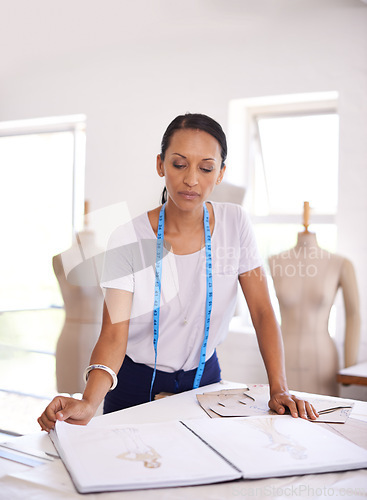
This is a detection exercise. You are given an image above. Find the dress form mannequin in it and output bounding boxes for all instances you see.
[268,202,360,396]
[53,203,104,394]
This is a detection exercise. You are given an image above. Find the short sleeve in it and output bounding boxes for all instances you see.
[100,221,142,292]
[237,206,263,275]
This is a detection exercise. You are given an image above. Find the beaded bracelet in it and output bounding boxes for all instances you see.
[83,364,118,391]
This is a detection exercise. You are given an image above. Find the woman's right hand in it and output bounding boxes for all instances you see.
[37,396,96,432]
[38,292,132,433]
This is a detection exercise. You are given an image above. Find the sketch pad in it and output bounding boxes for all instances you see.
[50,420,240,493]
[184,416,367,479]
[51,415,367,493]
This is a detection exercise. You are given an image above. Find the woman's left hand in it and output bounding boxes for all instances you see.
[269,391,319,420]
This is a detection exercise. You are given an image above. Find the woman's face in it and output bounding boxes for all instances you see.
[157,128,226,211]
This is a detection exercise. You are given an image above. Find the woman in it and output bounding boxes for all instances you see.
[38,113,318,431]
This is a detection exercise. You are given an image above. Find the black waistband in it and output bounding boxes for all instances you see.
[103,351,221,414]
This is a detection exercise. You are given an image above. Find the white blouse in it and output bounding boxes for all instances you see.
[101,202,262,372]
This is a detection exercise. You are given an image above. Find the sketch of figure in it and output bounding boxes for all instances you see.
[116,428,161,468]
[247,418,307,460]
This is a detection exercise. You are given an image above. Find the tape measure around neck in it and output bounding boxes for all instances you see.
[150,202,213,400]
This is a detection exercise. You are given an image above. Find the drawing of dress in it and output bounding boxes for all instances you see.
[116,428,161,468]
[247,418,307,460]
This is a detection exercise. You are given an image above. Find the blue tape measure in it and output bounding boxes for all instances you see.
[150,202,213,400]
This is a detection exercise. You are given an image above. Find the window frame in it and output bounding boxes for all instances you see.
[0,115,87,398]
[227,92,340,333]
[0,114,86,236]
[227,91,339,195]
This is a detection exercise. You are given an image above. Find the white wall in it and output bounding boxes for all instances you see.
[1,0,366,390]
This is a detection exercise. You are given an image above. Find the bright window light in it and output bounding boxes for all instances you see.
[0,117,85,399]
[0,131,75,310]
[252,113,339,216]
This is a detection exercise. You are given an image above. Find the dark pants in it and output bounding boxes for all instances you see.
[103,351,221,414]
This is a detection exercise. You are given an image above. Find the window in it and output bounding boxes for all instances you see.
[0,115,86,398]
[250,111,339,257]
[227,93,339,331]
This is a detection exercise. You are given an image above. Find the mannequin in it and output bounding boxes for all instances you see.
[268,202,360,396]
[53,202,104,394]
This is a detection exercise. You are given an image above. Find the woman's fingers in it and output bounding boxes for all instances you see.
[37,396,77,432]
[269,392,298,417]
[303,400,319,420]
[269,392,319,420]
[38,397,95,431]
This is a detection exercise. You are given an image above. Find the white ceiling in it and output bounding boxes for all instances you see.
[1,0,364,80]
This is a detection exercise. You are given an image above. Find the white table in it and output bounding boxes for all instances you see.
[338,361,367,386]
[1,380,367,499]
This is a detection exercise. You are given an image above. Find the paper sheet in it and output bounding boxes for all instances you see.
[46,414,367,493]
[184,415,367,479]
[51,419,240,493]
[197,384,354,423]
